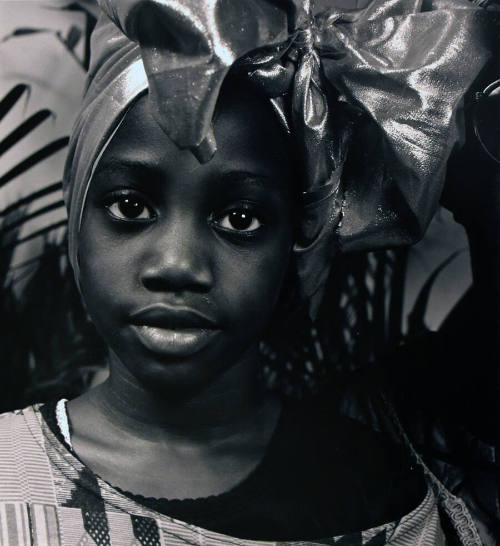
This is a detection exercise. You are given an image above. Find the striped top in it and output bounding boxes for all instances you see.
[0,404,470,545]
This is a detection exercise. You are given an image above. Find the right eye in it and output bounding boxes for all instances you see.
[105,193,155,221]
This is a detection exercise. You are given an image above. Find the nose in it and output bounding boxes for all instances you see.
[140,215,214,293]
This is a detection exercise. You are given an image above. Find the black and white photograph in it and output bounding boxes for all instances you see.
[0,0,498,544]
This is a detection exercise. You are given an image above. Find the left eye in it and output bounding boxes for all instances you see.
[106,196,154,221]
[215,209,262,232]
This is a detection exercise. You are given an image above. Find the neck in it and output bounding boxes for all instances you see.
[84,344,277,444]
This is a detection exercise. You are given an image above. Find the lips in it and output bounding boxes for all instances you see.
[128,304,221,357]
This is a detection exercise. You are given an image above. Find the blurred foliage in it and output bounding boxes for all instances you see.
[260,247,418,399]
[0,235,106,413]
[0,4,102,412]
[0,84,105,413]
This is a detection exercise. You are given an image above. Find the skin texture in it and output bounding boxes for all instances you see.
[67,84,297,498]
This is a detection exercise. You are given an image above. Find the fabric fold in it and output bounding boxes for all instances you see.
[63,0,494,315]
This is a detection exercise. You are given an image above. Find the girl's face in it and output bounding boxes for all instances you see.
[78,88,296,394]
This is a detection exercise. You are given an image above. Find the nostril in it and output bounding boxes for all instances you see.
[139,226,215,292]
[142,277,170,293]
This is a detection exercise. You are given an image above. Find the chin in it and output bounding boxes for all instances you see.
[106,327,261,399]
[113,347,242,400]
[139,359,222,397]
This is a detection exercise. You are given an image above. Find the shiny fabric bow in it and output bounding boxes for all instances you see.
[64,0,493,316]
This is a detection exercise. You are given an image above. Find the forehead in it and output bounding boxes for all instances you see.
[96,83,293,183]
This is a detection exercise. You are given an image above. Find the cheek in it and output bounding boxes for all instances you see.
[77,223,138,325]
[216,241,292,330]
[77,206,293,336]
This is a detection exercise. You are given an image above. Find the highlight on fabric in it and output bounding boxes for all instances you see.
[63,0,494,316]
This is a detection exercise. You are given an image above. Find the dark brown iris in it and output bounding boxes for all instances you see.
[119,198,145,219]
[229,210,252,230]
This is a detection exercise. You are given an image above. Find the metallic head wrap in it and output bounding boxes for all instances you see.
[64,0,492,315]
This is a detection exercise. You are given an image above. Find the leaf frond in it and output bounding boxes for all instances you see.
[0,219,67,251]
[0,110,55,157]
[0,137,69,189]
[0,200,65,235]
[0,181,62,218]
[0,85,31,124]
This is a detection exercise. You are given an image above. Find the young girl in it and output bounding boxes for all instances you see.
[0,0,498,544]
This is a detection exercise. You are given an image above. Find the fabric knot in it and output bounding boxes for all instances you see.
[64,0,494,320]
[313,11,347,59]
[292,25,315,54]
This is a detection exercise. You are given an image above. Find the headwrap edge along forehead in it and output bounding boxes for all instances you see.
[63,0,493,316]
[63,13,148,276]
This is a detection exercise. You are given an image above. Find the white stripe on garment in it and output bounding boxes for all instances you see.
[0,503,9,546]
[14,503,26,545]
[33,504,48,546]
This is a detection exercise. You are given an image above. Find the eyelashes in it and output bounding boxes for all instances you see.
[103,190,265,236]
[105,192,155,221]
[211,206,263,234]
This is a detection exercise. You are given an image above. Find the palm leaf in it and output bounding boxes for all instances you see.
[0,181,62,218]
[0,84,30,123]
[0,109,54,156]
[0,3,101,410]
[0,83,69,252]
[3,26,86,69]
[0,136,69,189]
[1,220,67,252]
[0,200,65,238]
[407,250,465,335]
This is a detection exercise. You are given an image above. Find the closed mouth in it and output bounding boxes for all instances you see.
[129,303,218,330]
[128,304,220,357]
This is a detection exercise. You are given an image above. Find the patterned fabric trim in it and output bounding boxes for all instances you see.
[0,405,447,545]
[0,494,442,546]
[380,395,483,546]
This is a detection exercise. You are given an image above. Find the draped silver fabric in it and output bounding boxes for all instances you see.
[64,0,493,314]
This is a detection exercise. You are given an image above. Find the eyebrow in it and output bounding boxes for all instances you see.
[95,159,289,191]
[95,157,159,177]
[218,170,268,183]
[217,170,289,190]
